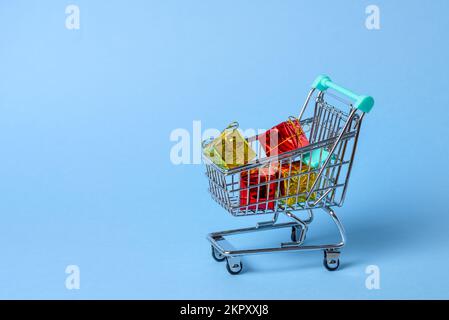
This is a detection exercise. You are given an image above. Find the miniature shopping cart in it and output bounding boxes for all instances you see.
[203,75,374,274]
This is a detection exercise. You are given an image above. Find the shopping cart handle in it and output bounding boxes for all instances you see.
[312,75,374,113]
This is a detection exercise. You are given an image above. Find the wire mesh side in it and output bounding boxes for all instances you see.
[204,99,362,216]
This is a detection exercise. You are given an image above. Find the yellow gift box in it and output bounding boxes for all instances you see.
[281,162,317,205]
[203,122,256,169]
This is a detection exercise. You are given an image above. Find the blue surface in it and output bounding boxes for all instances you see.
[1,0,449,299]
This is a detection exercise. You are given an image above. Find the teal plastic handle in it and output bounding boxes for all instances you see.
[312,75,374,113]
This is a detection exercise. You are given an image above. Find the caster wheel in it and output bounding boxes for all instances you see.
[323,250,340,271]
[226,258,243,275]
[291,226,306,242]
[211,245,225,262]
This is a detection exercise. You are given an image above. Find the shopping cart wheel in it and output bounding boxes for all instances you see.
[290,226,306,242]
[211,245,226,262]
[323,250,340,271]
[225,258,243,275]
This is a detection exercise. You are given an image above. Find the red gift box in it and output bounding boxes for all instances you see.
[239,166,284,211]
[259,118,309,157]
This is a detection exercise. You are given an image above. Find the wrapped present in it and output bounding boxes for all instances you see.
[203,122,256,169]
[302,148,336,169]
[281,161,317,205]
[240,166,284,210]
[259,117,309,157]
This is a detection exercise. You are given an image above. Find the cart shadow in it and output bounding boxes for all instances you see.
[242,250,364,274]
[342,211,426,260]
[245,209,426,274]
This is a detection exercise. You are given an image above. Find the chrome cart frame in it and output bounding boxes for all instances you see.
[203,75,374,274]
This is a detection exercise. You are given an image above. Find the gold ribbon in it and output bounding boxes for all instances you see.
[265,116,306,155]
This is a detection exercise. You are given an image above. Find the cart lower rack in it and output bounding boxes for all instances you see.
[203,75,374,274]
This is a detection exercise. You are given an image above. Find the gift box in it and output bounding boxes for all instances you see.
[302,148,335,169]
[281,161,317,205]
[259,117,309,157]
[240,166,284,210]
[203,122,256,169]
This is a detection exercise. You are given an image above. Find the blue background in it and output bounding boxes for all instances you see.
[1,0,448,299]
